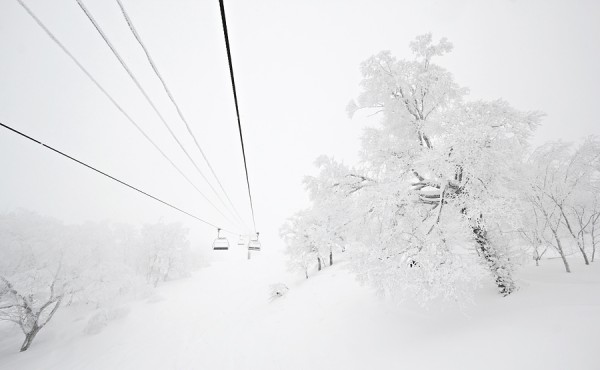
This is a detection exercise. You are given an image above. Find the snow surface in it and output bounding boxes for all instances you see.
[1,252,598,370]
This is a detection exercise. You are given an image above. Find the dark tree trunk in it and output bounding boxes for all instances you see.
[20,325,40,352]
[329,250,333,266]
[462,208,517,295]
[317,257,322,271]
[472,225,516,296]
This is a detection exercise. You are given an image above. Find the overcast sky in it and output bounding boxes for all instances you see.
[1,0,599,252]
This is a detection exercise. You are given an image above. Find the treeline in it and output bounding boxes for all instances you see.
[0,210,194,352]
[523,139,600,271]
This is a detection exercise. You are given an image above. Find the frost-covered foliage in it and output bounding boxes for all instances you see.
[283,34,543,304]
[0,211,72,351]
[522,137,600,272]
[139,222,192,287]
[280,205,345,278]
[0,211,195,352]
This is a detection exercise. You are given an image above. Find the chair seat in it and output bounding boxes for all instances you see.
[248,240,261,251]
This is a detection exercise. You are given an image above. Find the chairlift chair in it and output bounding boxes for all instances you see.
[237,235,247,246]
[248,232,261,252]
[212,228,230,251]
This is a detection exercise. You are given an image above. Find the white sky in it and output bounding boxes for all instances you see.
[1,0,599,251]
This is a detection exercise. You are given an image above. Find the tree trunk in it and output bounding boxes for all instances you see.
[558,205,589,265]
[558,248,571,273]
[305,268,308,279]
[317,257,322,271]
[461,208,516,295]
[591,226,596,262]
[550,227,571,273]
[20,325,40,352]
[329,250,333,266]
[472,225,516,295]
[575,233,590,265]
[578,244,590,265]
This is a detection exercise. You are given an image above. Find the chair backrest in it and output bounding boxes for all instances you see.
[213,237,230,251]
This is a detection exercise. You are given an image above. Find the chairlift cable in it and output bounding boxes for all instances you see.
[15,0,241,232]
[75,0,245,231]
[114,0,250,231]
[218,0,258,233]
[0,121,238,235]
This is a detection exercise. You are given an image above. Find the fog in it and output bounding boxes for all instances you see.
[1,0,599,249]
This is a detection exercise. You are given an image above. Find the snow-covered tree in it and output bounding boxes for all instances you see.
[0,211,75,351]
[139,222,191,287]
[285,34,542,302]
[556,138,600,265]
[588,192,600,262]
[65,222,143,306]
[0,211,199,351]
[280,210,320,279]
[517,204,550,267]
[524,138,600,271]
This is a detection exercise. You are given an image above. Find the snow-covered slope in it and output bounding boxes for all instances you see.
[0,253,598,370]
